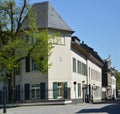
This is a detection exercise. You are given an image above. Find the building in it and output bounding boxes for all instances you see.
[102,56,116,100]
[0,1,105,104]
[80,43,103,102]
[111,68,116,99]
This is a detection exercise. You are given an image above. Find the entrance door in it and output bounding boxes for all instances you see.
[31,84,40,100]
[82,87,87,103]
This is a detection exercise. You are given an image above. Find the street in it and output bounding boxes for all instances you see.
[0,102,120,114]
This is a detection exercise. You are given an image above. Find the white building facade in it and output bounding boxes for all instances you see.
[0,1,103,104]
[111,71,116,99]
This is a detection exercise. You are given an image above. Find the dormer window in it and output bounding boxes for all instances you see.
[71,36,80,45]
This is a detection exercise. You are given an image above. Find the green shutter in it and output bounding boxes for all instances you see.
[25,56,30,72]
[53,82,58,99]
[15,85,20,101]
[64,82,68,99]
[82,63,84,75]
[0,90,2,104]
[78,83,81,97]
[24,83,30,100]
[85,64,87,76]
[18,85,20,101]
[40,82,46,99]
[77,60,79,73]
[73,58,76,72]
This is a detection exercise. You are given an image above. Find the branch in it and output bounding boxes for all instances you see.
[0,36,6,45]
[15,43,36,63]
[15,0,27,35]
[0,31,7,45]
[9,3,14,32]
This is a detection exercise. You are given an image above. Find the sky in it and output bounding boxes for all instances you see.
[28,0,120,70]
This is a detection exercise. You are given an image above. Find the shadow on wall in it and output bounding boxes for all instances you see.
[76,102,120,114]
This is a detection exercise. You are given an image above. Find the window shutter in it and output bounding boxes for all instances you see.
[0,90,2,104]
[40,82,46,99]
[18,85,20,101]
[78,83,81,97]
[24,83,30,100]
[25,56,30,72]
[53,82,58,99]
[64,82,68,99]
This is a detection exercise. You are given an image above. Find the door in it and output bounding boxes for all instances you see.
[82,87,87,103]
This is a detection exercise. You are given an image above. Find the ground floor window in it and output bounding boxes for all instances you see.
[24,82,46,100]
[57,82,64,99]
[53,82,69,99]
[31,84,40,99]
[95,86,101,97]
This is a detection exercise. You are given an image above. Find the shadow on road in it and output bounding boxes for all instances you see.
[76,102,120,114]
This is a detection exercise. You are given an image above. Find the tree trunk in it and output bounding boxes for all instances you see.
[7,71,15,103]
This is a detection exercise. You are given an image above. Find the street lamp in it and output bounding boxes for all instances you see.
[3,69,7,113]
[73,81,77,103]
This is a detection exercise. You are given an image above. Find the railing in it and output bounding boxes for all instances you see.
[0,88,71,104]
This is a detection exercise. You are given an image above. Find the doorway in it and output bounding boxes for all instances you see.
[82,87,87,103]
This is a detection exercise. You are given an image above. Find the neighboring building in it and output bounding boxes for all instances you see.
[102,56,116,100]
[102,57,112,100]
[111,68,116,99]
[80,43,103,102]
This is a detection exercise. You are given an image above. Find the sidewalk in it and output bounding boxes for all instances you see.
[0,99,72,108]
[93,98,120,104]
[1,99,119,108]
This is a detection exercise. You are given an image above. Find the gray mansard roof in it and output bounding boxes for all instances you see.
[22,1,74,33]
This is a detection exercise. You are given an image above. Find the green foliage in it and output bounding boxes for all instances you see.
[115,70,120,91]
[0,0,58,76]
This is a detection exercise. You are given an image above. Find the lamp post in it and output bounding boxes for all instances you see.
[73,81,77,99]
[73,81,77,104]
[3,69,7,113]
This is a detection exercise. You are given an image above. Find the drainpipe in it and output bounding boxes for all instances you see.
[86,59,90,102]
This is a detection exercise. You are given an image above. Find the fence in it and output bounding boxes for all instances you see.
[0,88,71,104]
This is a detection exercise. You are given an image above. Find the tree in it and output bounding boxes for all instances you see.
[0,0,57,102]
[115,69,120,94]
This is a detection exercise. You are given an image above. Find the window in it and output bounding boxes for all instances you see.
[15,63,20,75]
[85,64,87,76]
[31,84,40,99]
[32,60,39,71]
[73,58,76,72]
[82,63,86,75]
[77,60,81,74]
[57,82,64,98]
[96,86,101,97]
[82,63,84,75]
[89,67,91,77]
[53,82,68,99]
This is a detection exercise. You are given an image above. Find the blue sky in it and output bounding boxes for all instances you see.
[29,0,120,70]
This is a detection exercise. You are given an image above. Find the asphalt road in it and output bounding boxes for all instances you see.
[0,102,120,114]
